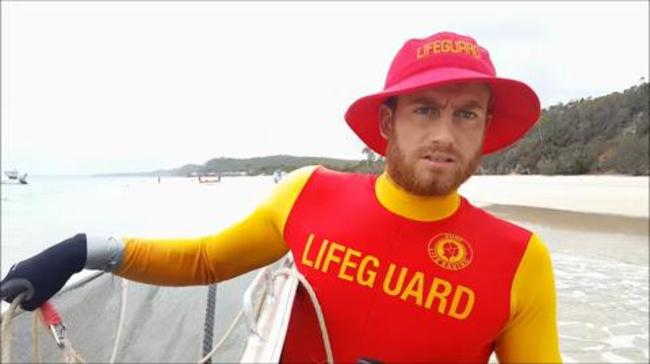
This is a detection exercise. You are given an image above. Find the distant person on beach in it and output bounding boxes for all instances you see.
[2,32,560,362]
[273,169,283,184]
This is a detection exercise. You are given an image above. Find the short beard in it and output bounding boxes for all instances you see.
[384,134,482,197]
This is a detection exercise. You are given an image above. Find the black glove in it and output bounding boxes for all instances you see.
[1,233,87,311]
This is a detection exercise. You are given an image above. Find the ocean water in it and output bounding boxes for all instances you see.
[1,174,648,362]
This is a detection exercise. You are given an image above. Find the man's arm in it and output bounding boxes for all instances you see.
[1,166,318,309]
[495,234,562,363]
[113,204,287,285]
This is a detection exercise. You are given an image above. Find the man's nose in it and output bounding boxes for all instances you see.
[426,114,455,148]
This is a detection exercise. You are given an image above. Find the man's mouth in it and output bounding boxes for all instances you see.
[422,153,456,164]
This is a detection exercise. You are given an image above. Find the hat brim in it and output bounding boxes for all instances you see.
[344,67,541,155]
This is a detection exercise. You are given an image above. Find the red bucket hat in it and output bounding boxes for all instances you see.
[344,31,541,155]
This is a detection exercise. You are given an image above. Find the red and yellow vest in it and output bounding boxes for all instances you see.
[282,168,531,362]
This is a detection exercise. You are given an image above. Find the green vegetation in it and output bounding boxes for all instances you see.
[338,147,385,174]
[157,155,363,177]
[480,82,649,175]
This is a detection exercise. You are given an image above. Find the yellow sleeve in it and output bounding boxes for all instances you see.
[495,234,561,363]
[115,166,318,285]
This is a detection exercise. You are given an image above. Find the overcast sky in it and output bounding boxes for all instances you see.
[2,1,648,175]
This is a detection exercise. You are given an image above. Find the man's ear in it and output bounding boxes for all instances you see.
[379,104,393,140]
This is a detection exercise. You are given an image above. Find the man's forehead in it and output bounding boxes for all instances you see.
[400,82,491,103]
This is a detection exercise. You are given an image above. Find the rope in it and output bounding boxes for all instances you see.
[272,268,334,364]
[197,309,245,364]
[1,294,87,364]
[109,278,128,364]
[201,284,218,363]
[40,302,86,364]
[32,309,41,363]
[59,337,85,363]
[199,266,334,364]
[1,292,25,363]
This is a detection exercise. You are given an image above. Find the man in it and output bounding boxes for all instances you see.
[2,31,560,362]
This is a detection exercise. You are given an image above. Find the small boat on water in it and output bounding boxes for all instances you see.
[198,173,222,184]
[2,170,28,185]
[5,169,18,179]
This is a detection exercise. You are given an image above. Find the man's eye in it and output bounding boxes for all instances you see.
[414,107,437,115]
[457,110,478,119]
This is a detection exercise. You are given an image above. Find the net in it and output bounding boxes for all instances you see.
[2,269,262,363]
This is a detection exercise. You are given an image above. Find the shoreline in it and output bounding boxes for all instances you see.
[482,203,649,236]
[461,174,648,219]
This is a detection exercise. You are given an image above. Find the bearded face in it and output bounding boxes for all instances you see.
[380,83,491,196]
[384,131,483,196]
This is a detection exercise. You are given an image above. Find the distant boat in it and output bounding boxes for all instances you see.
[5,169,18,179]
[198,173,221,184]
[2,170,27,185]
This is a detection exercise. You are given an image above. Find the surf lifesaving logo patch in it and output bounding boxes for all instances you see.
[427,233,473,271]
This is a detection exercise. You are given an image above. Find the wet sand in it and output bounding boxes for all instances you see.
[484,204,649,265]
[484,204,649,236]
